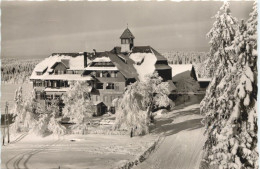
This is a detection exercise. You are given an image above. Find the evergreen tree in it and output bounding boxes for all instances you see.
[200,2,258,168]
[11,87,37,133]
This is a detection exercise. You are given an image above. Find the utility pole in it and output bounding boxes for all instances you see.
[6,102,10,143]
[2,103,6,146]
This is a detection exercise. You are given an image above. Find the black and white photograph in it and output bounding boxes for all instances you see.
[1,1,258,169]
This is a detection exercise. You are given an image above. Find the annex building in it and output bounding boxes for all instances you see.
[30,28,174,115]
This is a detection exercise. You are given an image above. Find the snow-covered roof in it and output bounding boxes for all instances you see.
[93,101,103,105]
[69,55,85,70]
[34,57,59,72]
[129,52,157,81]
[85,67,118,71]
[44,88,70,92]
[31,73,93,81]
[170,64,211,83]
[197,78,211,82]
[31,53,87,80]
[92,56,111,62]
[169,64,193,78]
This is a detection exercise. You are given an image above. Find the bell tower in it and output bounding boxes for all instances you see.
[120,27,135,53]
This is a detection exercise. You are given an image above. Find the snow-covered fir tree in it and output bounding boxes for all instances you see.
[11,86,37,132]
[114,72,171,136]
[62,81,94,134]
[200,2,258,168]
[204,2,238,75]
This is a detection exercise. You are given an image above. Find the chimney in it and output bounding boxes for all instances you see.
[114,47,118,54]
[93,49,96,56]
[83,52,88,67]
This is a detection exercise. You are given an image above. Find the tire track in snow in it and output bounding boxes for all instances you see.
[5,139,62,169]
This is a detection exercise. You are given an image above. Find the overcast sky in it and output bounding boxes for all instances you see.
[2,1,253,59]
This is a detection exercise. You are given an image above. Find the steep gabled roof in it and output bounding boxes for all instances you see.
[120,28,135,39]
[50,61,69,69]
[131,46,168,61]
[107,52,139,79]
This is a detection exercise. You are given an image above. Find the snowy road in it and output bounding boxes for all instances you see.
[2,134,157,169]
[135,104,206,169]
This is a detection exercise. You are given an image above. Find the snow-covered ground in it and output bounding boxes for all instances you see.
[135,102,206,169]
[1,133,157,169]
[2,95,205,169]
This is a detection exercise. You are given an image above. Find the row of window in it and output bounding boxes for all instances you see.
[92,95,121,103]
[36,92,45,100]
[36,93,62,100]
[54,70,83,75]
[96,82,120,90]
[90,71,118,78]
[36,70,83,76]
[33,80,69,88]
[91,62,115,67]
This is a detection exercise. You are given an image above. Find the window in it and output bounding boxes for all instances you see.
[106,83,114,89]
[104,96,107,102]
[114,83,119,91]
[53,81,57,88]
[48,81,52,87]
[97,83,103,89]
[35,81,42,87]
[111,71,118,78]
[36,92,41,99]
[111,72,115,78]
[46,95,53,100]
[36,72,42,75]
[102,71,110,78]
[40,93,45,100]
[96,71,100,77]
[54,95,60,99]
[65,81,69,87]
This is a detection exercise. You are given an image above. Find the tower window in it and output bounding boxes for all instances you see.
[122,39,129,44]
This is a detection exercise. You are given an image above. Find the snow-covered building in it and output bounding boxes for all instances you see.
[30,28,172,114]
[169,64,211,92]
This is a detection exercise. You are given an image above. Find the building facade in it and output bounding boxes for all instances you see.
[30,28,173,115]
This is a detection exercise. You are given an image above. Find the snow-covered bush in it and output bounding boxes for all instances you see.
[114,72,172,136]
[62,81,94,134]
[200,2,258,168]
[33,100,66,136]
